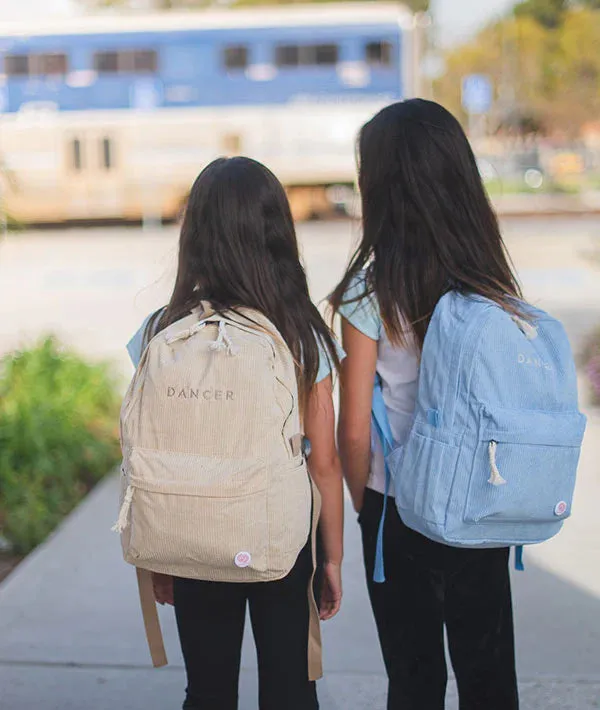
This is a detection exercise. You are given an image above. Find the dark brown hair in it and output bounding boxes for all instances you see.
[147,157,339,403]
[330,99,523,349]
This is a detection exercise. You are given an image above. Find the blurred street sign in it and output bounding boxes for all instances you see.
[130,78,162,111]
[462,74,492,115]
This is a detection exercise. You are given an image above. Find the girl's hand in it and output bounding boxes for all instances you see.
[320,562,342,621]
[152,572,174,606]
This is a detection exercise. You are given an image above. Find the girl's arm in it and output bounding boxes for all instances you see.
[338,318,378,513]
[304,374,344,619]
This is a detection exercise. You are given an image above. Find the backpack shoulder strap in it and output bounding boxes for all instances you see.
[372,377,394,455]
[371,376,395,584]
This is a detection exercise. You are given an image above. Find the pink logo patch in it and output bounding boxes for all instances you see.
[234,551,251,568]
[554,501,568,516]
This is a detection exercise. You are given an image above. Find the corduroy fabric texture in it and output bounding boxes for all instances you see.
[377,293,587,549]
[117,305,312,583]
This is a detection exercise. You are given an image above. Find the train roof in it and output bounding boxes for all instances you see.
[0,3,415,38]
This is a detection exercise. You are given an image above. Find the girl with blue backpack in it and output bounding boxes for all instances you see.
[331,99,523,709]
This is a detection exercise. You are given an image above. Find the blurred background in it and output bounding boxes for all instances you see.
[1,0,600,226]
[0,2,599,709]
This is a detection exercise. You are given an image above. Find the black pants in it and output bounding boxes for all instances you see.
[173,542,319,710]
[359,488,519,710]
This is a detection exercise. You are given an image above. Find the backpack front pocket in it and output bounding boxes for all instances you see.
[464,407,586,528]
[121,448,271,580]
[126,483,270,580]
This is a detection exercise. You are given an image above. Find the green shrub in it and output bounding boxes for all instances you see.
[0,337,121,554]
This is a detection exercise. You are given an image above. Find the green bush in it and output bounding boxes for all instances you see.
[0,337,121,554]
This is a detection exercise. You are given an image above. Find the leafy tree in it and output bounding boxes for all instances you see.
[405,0,430,11]
[514,0,568,28]
[434,6,600,136]
[551,8,600,128]
[435,16,551,130]
[514,0,600,26]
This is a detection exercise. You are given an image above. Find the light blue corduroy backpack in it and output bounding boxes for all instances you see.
[371,292,587,582]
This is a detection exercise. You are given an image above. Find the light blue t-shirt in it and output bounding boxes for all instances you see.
[336,272,382,342]
[127,310,343,384]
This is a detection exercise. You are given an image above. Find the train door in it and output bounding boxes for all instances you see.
[64,127,124,220]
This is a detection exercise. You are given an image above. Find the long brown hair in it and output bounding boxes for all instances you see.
[330,99,523,349]
[147,157,340,404]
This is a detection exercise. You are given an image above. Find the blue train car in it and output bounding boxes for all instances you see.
[0,3,415,222]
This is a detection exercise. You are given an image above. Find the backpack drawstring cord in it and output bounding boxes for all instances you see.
[112,485,134,533]
[210,321,239,356]
[488,441,507,486]
[166,321,205,345]
[512,316,538,341]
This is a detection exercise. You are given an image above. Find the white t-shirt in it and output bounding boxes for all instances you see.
[339,272,419,497]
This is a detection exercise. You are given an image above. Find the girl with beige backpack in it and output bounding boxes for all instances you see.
[116,157,344,710]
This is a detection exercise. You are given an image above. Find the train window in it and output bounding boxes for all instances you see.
[132,50,158,73]
[94,49,157,73]
[5,54,30,77]
[275,45,299,68]
[365,41,393,67]
[71,139,83,171]
[95,51,119,73]
[6,53,68,77]
[223,45,249,71]
[312,44,339,66]
[101,138,113,170]
[275,44,339,68]
[38,53,68,76]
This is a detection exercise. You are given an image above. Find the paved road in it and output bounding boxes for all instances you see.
[0,217,599,370]
[0,218,599,709]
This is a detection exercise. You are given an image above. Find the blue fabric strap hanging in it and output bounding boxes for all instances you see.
[371,377,394,584]
[515,545,525,571]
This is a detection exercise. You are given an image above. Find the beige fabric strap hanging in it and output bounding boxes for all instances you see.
[307,477,323,681]
[136,568,168,668]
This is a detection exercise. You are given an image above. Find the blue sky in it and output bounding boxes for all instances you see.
[0,0,517,45]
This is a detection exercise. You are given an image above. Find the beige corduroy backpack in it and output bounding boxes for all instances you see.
[114,303,322,679]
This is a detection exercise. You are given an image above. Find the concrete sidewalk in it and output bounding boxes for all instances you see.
[1,411,599,710]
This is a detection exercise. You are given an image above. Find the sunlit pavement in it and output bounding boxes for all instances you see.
[0,218,599,709]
